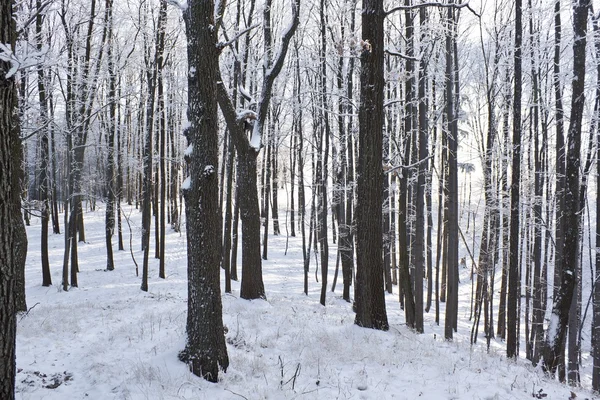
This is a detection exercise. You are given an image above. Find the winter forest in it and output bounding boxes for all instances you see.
[4,0,600,398]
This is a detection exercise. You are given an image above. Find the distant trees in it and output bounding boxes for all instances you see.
[11,0,600,392]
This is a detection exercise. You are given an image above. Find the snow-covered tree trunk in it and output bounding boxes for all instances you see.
[543,0,590,376]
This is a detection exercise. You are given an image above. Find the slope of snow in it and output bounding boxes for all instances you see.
[15,205,593,399]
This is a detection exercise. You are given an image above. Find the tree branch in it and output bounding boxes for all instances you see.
[385,1,471,17]
[250,0,300,149]
[217,23,261,51]
[385,48,420,62]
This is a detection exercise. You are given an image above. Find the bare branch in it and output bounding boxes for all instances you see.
[217,23,260,50]
[385,48,420,62]
[250,0,300,149]
[385,1,470,17]
[16,0,53,38]
[165,0,188,11]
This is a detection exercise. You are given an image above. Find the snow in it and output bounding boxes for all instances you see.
[546,313,559,349]
[182,176,191,190]
[236,109,257,122]
[15,205,595,399]
[189,66,196,78]
[184,144,193,156]
[250,125,261,150]
[165,0,188,11]
[203,165,215,177]
[238,84,256,105]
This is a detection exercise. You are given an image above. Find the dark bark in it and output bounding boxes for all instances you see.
[507,0,523,358]
[592,13,600,392]
[354,0,388,331]
[543,0,589,376]
[216,0,298,300]
[36,0,51,286]
[180,0,229,381]
[413,4,429,333]
[444,1,459,341]
[157,0,167,279]
[1,0,18,396]
[318,0,330,306]
[105,0,116,272]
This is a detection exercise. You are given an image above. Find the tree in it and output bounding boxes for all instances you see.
[354,0,388,331]
[444,0,460,341]
[507,0,523,359]
[0,0,18,397]
[543,0,590,376]
[179,0,229,382]
[216,0,299,300]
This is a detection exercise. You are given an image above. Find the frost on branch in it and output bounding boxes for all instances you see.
[0,42,48,79]
[165,0,188,11]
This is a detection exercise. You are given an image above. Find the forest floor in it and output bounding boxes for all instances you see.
[14,204,597,399]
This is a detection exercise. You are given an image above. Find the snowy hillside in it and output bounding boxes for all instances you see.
[15,206,594,399]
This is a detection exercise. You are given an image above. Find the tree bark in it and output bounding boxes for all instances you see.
[180,0,229,381]
[0,0,18,396]
[354,0,388,331]
[543,0,589,376]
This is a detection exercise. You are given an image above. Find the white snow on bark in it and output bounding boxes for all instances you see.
[238,84,256,105]
[203,165,215,177]
[546,312,559,347]
[0,43,48,79]
[165,0,188,11]
[236,109,257,122]
[182,176,191,190]
[184,144,193,156]
[250,124,261,150]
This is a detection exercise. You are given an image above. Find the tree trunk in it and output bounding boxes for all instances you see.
[543,0,589,376]
[354,0,388,331]
[105,0,116,272]
[444,1,459,341]
[1,0,19,395]
[507,0,523,358]
[180,0,229,381]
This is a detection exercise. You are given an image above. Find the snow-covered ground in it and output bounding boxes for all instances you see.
[15,205,595,399]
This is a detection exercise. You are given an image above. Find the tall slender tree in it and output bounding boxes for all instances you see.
[507,0,523,358]
[543,0,590,377]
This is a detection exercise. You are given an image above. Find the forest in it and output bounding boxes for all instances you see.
[2,0,600,397]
